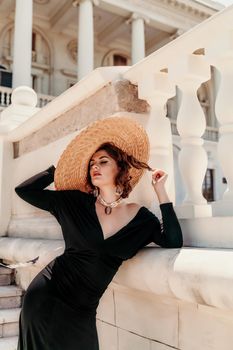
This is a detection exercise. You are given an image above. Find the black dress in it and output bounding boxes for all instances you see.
[15,165,183,350]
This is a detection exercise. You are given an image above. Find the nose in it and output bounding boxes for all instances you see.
[92,163,99,170]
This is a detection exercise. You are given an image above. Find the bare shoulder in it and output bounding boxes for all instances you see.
[126,202,142,214]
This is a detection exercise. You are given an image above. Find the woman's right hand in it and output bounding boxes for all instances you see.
[151,168,168,189]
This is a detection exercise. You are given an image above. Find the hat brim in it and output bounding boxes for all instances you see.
[54,116,150,192]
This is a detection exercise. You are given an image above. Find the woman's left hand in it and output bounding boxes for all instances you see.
[151,168,168,190]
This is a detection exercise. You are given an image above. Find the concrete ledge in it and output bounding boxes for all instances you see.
[0,308,21,324]
[8,216,62,240]
[113,246,233,311]
[9,214,233,249]
[0,336,18,350]
[1,237,233,311]
[0,237,64,267]
[179,216,233,248]
[7,66,130,143]
[0,286,22,298]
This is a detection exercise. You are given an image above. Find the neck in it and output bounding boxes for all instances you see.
[98,187,121,203]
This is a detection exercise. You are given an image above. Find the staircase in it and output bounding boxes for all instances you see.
[0,265,23,350]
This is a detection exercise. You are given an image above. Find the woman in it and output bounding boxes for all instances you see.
[15,116,183,350]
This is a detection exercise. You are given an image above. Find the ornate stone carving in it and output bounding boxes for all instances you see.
[72,0,99,7]
[67,39,77,62]
[126,12,150,25]
[34,0,50,4]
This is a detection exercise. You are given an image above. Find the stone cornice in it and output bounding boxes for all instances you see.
[72,0,100,7]
[134,0,218,21]
[125,12,150,25]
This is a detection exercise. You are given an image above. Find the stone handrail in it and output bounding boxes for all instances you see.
[5,67,129,142]
[0,86,12,108]
[1,234,232,312]
[0,85,54,109]
[123,4,233,219]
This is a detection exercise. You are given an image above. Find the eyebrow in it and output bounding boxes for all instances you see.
[90,155,110,162]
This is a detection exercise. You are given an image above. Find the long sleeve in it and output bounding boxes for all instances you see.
[151,202,183,248]
[15,165,58,214]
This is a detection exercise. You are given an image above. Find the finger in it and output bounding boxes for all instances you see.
[157,174,168,182]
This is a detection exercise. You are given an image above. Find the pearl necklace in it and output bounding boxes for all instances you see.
[97,194,123,215]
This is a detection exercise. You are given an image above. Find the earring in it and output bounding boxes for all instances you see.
[115,185,123,196]
[93,186,99,197]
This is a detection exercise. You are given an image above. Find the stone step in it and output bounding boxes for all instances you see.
[0,286,23,309]
[0,267,15,286]
[0,308,21,337]
[0,336,18,350]
[0,274,13,287]
[0,267,13,275]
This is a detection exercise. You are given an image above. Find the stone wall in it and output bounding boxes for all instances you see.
[97,283,233,350]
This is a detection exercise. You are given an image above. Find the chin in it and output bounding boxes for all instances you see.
[91,179,101,186]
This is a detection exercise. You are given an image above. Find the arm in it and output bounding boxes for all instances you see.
[151,202,183,248]
[15,165,58,214]
[150,169,183,248]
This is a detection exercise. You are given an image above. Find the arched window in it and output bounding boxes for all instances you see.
[101,50,130,66]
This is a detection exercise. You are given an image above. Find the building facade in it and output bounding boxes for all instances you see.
[0,0,226,203]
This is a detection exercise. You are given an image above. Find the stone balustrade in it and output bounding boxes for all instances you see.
[0,4,233,350]
[123,4,233,218]
[0,86,54,110]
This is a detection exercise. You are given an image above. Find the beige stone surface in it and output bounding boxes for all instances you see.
[179,302,233,350]
[97,286,115,325]
[118,328,150,350]
[0,336,18,350]
[14,80,148,158]
[150,341,178,349]
[96,320,117,350]
[2,322,19,337]
[114,287,178,347]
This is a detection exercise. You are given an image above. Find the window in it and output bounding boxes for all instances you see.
[101,50,130,66]
[113,54,127,66]
[0,70,12,87]
[32,75,37,90]
[202,168,214,202]
[32,32,36,52]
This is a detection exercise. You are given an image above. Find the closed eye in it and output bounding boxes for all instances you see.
[90,160,108,167]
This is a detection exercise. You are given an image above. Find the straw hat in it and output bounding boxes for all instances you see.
[54,116,150,192]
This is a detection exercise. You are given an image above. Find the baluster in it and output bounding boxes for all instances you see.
[206,30,233,216]
[169,54,212,218]
[6,92,11,106]
[138,72,176,206]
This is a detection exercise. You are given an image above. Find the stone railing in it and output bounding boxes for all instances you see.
[37,92,54,107]
[0,5,233,350]
[170,118,219,142]
[0,86,54,110]
[123,4,233,219]
[0,86,12,111]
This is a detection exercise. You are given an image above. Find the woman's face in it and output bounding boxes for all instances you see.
[89,149,119,188]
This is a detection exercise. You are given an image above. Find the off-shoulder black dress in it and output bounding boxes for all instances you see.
[15,165,183,350]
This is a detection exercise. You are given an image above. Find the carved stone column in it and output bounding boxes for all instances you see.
[206,30,233,216]
[12,0,33,88]
[73,0,99,80]
[138,72,176,207]
[169,54,212,218]
[126,13,150,65]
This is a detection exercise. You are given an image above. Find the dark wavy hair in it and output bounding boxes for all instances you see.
[86,142,152,198]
